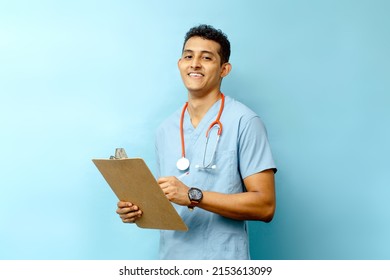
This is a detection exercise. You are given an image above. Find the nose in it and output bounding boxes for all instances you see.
[190,56,201,69]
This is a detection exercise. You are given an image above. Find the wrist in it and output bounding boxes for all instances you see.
[188,187,203,210]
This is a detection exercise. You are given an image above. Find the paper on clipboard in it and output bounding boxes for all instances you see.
[92,156,188,231]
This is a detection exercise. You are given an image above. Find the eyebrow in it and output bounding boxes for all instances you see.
[182,49,216,56]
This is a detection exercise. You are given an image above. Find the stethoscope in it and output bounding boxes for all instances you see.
[176,93,225,171]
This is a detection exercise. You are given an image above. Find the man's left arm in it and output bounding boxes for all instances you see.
[159,168,275,222]
[197,169,275,221]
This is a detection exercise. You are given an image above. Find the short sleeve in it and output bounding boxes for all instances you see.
[238,116,277,179]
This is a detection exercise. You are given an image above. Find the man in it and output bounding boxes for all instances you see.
[116,24,276,259]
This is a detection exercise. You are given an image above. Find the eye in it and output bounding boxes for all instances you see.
[203,56,211,60]
[184,55,192,59]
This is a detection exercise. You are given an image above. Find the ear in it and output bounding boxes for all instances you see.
[220,62,232,78]
[177,58,182,69]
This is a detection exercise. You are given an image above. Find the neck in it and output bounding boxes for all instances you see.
[187,91,222,128]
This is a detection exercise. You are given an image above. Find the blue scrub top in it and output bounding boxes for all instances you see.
[155,96,276,260]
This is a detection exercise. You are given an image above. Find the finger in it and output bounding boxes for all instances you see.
[159,177,180,189]
[159,181,171,190]
[157,176,175,184]
[117,201,133,208]
[116,205,139,214]
[122,217,137,223]
[161,187,170,195]
[119,211,141,220]
[120,210,142,223]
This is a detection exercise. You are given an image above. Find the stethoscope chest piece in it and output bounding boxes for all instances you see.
[176,157,190,171]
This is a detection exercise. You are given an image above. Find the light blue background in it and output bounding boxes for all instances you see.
[1,0,389,260]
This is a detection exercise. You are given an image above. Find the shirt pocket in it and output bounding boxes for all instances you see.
[199,150,243,194]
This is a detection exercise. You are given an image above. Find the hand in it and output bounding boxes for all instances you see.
[158,176,191,206]
[116,201,142,223]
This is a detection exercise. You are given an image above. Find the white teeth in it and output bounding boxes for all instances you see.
[189,73,203,77]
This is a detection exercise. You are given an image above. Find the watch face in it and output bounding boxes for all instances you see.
[189,188,203,202]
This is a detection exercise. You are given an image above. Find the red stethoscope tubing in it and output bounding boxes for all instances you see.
[179,93,225,159]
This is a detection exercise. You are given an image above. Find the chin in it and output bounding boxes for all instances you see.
[184,84,204,93]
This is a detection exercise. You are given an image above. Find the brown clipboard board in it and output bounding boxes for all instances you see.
[92,157,188,231]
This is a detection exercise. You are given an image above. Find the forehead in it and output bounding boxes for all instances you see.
[183,36,221,55]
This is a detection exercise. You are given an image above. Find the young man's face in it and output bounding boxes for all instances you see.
[178,36,231,97]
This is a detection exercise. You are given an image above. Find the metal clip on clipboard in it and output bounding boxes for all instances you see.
[109,148,128,159]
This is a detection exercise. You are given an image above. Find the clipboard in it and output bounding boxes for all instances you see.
[92,151,188,231]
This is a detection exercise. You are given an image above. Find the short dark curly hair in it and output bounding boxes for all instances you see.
[183,24,231,65]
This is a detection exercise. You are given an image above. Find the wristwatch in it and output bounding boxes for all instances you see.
[188,187,203,210]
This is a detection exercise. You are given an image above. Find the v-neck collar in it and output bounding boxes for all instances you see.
[182,97,223,154]
[184,97,222,134]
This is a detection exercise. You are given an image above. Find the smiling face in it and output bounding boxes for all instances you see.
[178,36,231,97]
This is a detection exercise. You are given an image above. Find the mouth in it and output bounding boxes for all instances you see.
[188,72,204,78]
